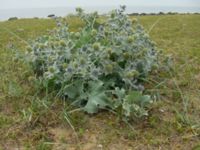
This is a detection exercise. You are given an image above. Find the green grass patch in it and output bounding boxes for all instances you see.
[0,14,200,149]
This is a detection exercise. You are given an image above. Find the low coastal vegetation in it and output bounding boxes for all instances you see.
[17,6,170,119]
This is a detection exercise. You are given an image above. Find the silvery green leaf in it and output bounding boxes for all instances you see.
[122,91,152,118]
[83,81,113,113]
[63,80,84,99]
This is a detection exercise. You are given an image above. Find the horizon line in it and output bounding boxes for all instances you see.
[1,5,200,10]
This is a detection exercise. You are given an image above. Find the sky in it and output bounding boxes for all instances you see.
[1,0,200,9]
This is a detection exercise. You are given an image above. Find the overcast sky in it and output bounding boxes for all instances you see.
[1,0,200,9]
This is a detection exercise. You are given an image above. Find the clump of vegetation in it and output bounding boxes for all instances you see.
[21,6,165,119]
[8,17,18,21]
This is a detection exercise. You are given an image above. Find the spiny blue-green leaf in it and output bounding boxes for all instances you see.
[125,91,152,107]
[63,80,84,99]
[122,91,152,117]
[112,87,126,108]
[83,81,112,113]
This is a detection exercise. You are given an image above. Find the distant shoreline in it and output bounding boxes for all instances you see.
[0,6,200,21]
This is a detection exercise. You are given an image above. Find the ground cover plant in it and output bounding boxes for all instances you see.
[19,6,167,119]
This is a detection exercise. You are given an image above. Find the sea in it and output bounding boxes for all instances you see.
[0,6,200,21]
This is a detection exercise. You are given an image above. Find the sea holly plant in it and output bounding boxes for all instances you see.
[21,6,164,119]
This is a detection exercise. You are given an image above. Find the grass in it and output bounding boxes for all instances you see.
[0,14,200,149]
